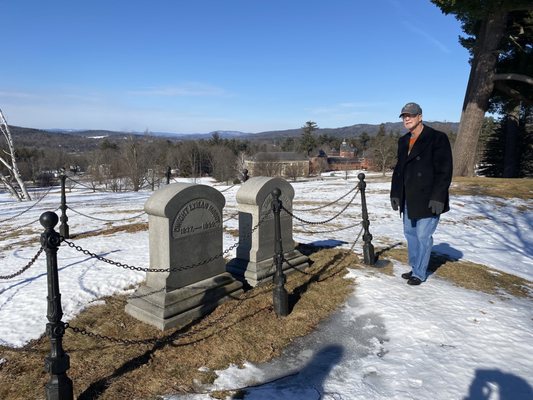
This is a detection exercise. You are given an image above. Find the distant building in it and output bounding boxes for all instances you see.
[246,146,370,179]
[310,140,370,173]
[339,139,357,158]
[245,152,310,178]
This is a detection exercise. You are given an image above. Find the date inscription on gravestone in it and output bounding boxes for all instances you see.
[172,199,221,238]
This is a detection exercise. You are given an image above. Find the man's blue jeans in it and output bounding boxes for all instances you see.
[403,207,440,281]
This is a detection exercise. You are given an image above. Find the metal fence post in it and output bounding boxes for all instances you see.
[59,174,69,239]
[358,173,376,265]
[242,169,249,182]
[271,188,289,316]
[40,211,73,400]
[166,166,171,185]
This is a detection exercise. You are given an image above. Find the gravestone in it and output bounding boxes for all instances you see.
[126,183,243,330]
[227,176,309,286]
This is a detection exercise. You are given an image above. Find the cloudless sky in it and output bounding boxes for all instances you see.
[1,0,470,134]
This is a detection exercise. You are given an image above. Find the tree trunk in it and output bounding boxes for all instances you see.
[453,12,508,176]
[0,109,32,201]
[503,103,521,178]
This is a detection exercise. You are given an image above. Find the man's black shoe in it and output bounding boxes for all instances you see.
[407,277,422,285]
[401,271,413,280]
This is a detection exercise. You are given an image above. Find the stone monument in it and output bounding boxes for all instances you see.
[126,183,243,330]
[227,176,309,286]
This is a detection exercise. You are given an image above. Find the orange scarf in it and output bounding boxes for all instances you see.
[408,134,419,154]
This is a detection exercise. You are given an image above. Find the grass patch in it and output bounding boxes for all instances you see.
[450,177,533,200]
[0,248,358,400]
[72,222,148,239]
[381,247,532,299]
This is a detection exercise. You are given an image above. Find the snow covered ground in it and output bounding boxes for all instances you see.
[1,172,532,399]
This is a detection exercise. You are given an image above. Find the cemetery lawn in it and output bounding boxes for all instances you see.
[0,247,360,399]
[0,175,531,399]
[1,247,531,399]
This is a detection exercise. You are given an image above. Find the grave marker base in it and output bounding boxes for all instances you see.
[126,272,243,330]
[227,250,309,287]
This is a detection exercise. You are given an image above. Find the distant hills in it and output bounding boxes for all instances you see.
[250,121,459,140]
[9,121,459,152]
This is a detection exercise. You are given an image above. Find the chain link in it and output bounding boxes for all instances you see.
[68,206,147,222]
[293,185,357,212]
[294,220,362,235]
[64,221,363,346]
[0,186,54,224]
[218,183,237,193]
[283,187,359,225]
[285,224,364,276]
[223,211,239,223]
[0,247,44,280]
[65,295,258,346]
[60,212,269,273]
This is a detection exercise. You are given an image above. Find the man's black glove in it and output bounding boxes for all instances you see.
[391,197,400,211]
[428,200,444,215]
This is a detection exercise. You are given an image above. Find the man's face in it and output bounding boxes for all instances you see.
[401,113,422,131]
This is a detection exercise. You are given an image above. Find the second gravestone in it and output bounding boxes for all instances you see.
[227,176,309,286]
[126,183,243,330]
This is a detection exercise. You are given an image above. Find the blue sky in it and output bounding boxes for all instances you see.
[1,0,470,134]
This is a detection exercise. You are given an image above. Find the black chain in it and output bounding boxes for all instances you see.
[218,184,237,193]
[65,295,256,346]
[68,206,146,222]
[0,247,44,279]
[65,176,120,192]
[63,220,363,346]
[223,211,239,223]
[295,220,362,235]
[282,187,359,225]
[293,185,357,212]
[60,212,269,273]
[284,224,364,276]
[0,186,54,224]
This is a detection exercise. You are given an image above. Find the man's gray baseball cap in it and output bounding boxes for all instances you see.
[399,102,422,117]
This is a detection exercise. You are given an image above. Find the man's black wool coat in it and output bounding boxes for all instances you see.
[390,124,453,219]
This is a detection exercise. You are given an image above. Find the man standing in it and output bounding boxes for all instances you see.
[390,102,453,285]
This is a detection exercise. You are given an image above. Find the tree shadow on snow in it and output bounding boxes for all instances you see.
[464,368,533,400]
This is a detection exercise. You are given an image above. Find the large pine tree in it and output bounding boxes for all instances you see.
[431,1,533,176]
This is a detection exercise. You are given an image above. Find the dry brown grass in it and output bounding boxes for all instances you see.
[72,223,148,239]
[0,248,359,400]
[380,247,532,299]
[1,176,531,399]
[450,176,533,200]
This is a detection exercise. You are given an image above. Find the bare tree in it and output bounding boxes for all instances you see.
[121,136,148,191]
[235,151,247,178]
[284,163,302,181]
[370,126,397,176]
[208,145,237,183]
[0,109,31,201]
